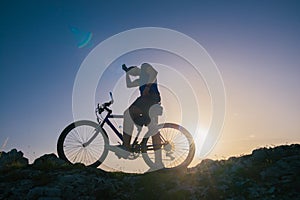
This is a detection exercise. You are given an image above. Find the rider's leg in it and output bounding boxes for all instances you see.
[123,108,133,149]
[148,115,164,168]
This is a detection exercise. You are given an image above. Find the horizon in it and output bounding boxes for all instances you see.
[1,1,300,171]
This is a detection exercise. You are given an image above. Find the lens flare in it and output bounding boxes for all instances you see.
[70,26,93,48]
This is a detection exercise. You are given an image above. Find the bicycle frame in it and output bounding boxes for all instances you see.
[85,93,161,151]
[102,112,146,146]
[83,106,123,147]
[95,104,142,146]
[101,112,124,141]
[94,106,156,152]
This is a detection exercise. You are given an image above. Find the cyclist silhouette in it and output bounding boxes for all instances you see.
[122,63,163,167]
[57,63,195,171]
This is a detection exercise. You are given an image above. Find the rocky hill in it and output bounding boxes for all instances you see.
[0,144,299,200]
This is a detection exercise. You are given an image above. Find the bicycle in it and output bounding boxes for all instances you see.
[57,92,195,171]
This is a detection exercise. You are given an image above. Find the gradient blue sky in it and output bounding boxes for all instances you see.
[1,0,299,163]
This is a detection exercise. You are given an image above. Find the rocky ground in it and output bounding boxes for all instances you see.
[0,144,299,200]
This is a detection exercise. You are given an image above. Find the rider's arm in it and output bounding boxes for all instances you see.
[126,73,139,88]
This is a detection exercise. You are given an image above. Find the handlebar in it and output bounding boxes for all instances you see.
[96,92,114,116]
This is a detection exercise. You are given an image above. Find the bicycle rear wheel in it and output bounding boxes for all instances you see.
[57,120,109,168]
[142,123,195,171]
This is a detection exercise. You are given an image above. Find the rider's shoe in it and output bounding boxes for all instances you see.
[113,145,131,159]
[145,163,165,173]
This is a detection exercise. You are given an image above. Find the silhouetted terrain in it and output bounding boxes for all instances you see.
[0,144,299,199]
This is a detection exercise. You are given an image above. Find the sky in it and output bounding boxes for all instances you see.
[1,0,300,169]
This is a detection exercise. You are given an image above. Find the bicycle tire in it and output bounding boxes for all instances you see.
[142,123,195,171]
[57,120,109,168]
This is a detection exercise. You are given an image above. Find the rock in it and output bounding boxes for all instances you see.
[196,159,219,173]
[58,174,86,185]
[0,149,28,170]
[27,186,61,199]
[1,144,300,199]
[251,148,269,163]
[33,154,69,170]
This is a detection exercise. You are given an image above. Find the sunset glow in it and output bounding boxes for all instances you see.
[1,1,299,170]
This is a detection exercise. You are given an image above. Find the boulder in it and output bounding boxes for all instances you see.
[0,149,28,170]
[33,153,69,170]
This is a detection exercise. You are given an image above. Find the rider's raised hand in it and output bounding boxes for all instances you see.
[122,64,129,72]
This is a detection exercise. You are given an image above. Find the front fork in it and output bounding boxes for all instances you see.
[82,125,102,147]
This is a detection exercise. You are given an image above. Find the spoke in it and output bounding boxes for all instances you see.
[73,128,84,143]
[173,136,189,143]
[168,128,177,141]
[82,149,89,164]
[84,126,88,142]
[87,149,97,163]
[66,145,81,159]
[143,125,193,168]
[172,143,189,150]
[162,128,171,141]
[64,146,82,154]
[64,140,83,147]
[68,148,80,163]
[61,123,106,166]
[172,132,184,142]
[64,148,78,157]
[73,147,84,163]
[68,132,82,144]
[74,148,82,163]
[173,152,186,164]
[79,126,87,143]
[65,137,82,144]
[88,146,102,159]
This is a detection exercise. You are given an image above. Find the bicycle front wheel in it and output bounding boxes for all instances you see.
[57,120,109,168]
[142,123,195,170]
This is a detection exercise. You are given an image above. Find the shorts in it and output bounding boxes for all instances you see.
[129,95,160,126]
